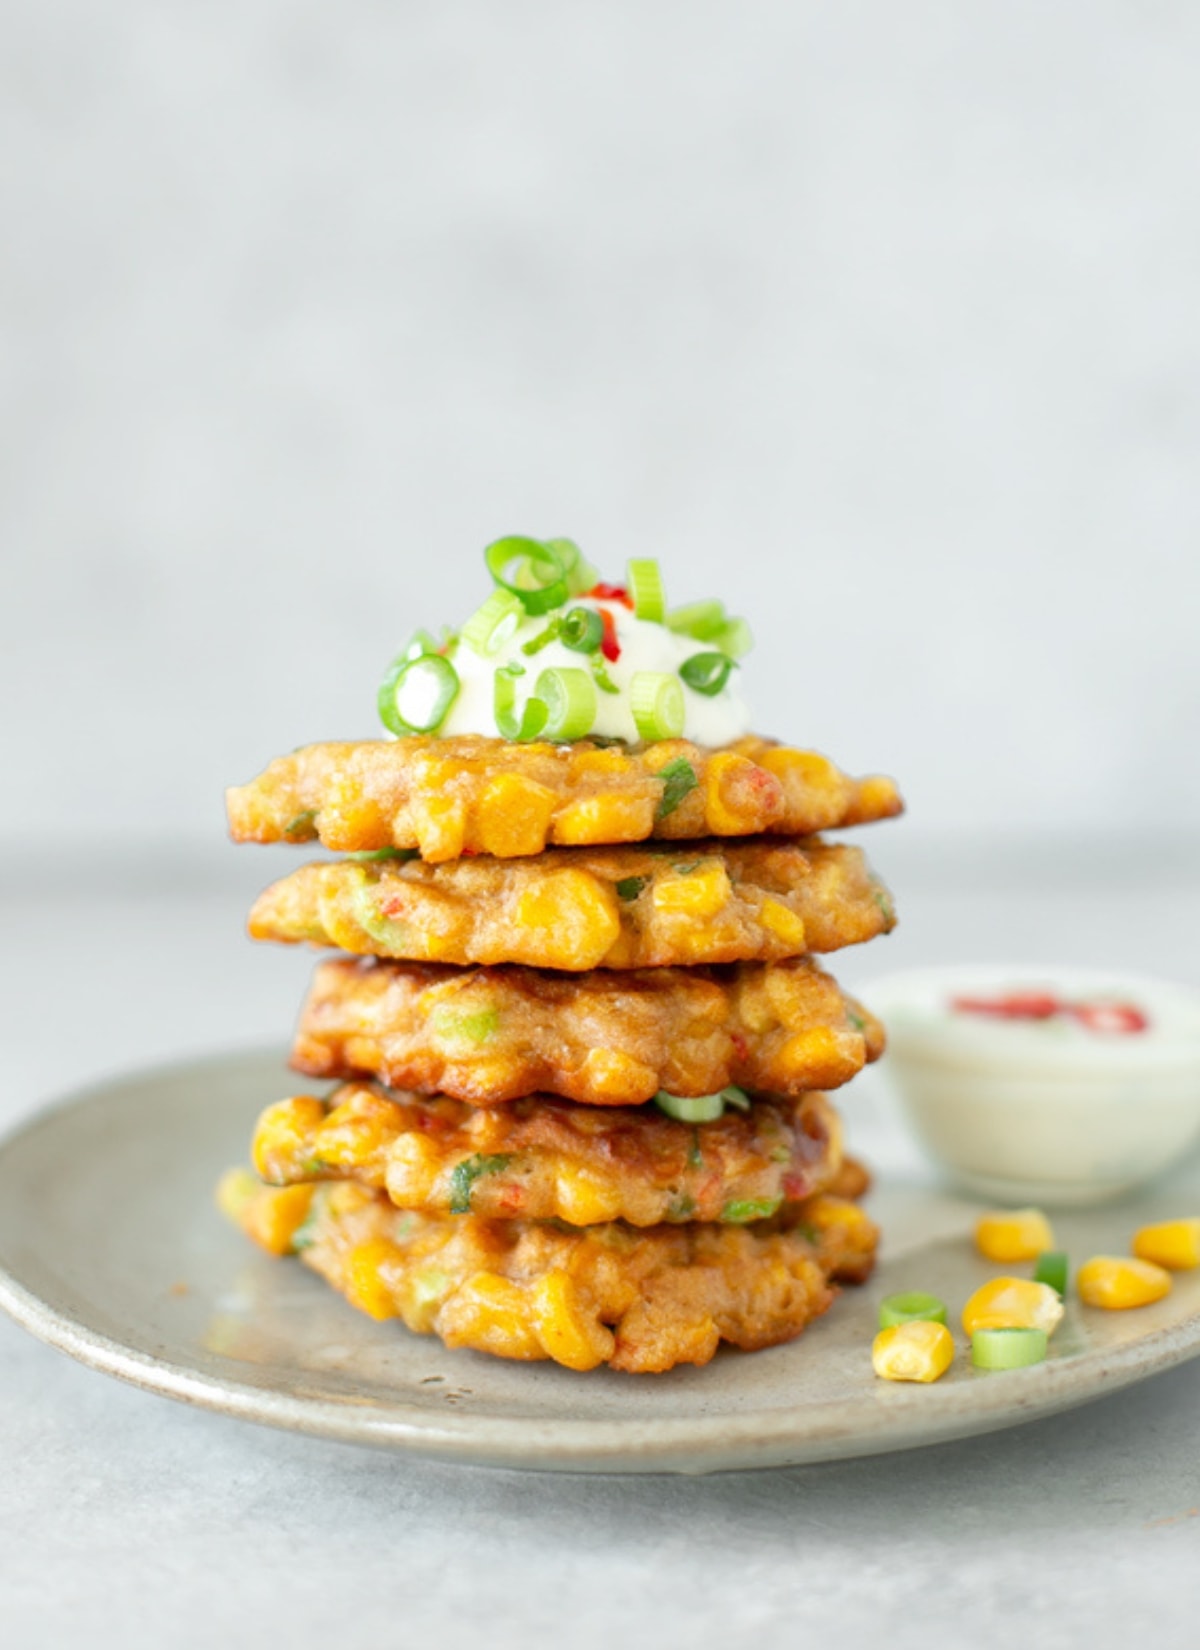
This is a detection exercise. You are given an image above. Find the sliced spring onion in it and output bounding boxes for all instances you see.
[878,1291,948,1330]
[655,756,698,818]
[666,600,727,641]
[627,558,666,622]
[535,667,596,740]
[493,663,549,742]
[715,616,753,659]
[560,606,605,653]
[590,654,620,694]
[615,875,647,900]
[402,628,441,660]
[461,589,524,657]
[378,653,460,736]
[545,538,599,596]
[655,1091,726,1123]
[484,536,569,615]
[1033,1251,1070,1297]
[654,1085,750,1123]
[680,651,737,696]
[721,1196,783,1224]
[630,671,685,741]
[347,848,419,863]
[971,1327,1048,1370]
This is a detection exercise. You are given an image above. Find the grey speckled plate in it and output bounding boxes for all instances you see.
[2,1050,1199,1475]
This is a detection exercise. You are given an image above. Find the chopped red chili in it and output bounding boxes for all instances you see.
[598,607,621,662]
[587,582,633,609]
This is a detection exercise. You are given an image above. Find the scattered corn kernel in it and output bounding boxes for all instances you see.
[961,1276,1064,1338]
[1077,1255,1172,1310]
[872,1320,955,1383]
[1131,1219,1200,1272]
[975,1207,1056,1263]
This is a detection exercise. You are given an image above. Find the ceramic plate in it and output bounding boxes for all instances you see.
[2,1050,1199,1475]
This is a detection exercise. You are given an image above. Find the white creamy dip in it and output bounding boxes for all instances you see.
[438,597,752,745]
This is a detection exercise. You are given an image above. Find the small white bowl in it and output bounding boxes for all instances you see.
[863,965,1200,1206]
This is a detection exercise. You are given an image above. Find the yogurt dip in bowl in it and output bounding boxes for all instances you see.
[864,965,1200,1206]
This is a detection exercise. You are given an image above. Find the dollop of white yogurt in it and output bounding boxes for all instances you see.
[439,598,751,745]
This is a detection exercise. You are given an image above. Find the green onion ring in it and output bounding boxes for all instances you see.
[484,536,569,615]
[627,557,666,622]
[1033,1251,1069,1297]
[559,606,604,654]
[461,589,525,657]
[680,650,737,696]
[655,1091,726,1123]
[971,1327,1048,1370]
[878,1291,948,1330]
[630,671,685,741]
[377,653,460,736]
[545,538,599,596]
[666,600,727,641]
[535,667,596,741]
[493,663,549,742]
[715,616,753,659]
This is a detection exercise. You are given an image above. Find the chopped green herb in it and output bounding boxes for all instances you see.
[448,1153,512,1215]
[283,809,317,839]
[300,1156,326,1177]
[521,616,563,656]
[615,876,648,901]
[666,1192,697,1221]
[721,1196,783,1225]
[847,1010,867,1033]
[794,1222,820,1245]
[289,1204,322,1253]
[655,757,698,819]
[687,1128,703,1170]
[873,888,895,925]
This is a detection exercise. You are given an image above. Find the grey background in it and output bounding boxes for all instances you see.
[3,1,1198,857]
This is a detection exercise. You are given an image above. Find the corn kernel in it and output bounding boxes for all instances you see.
[556,1167,625,1226]
[1077,1255,1172,1310]
[474,774,558,858]
[553,793,654,844]
[383,1131,442,1204]
[532,1271,614,1371]
[244,1184,316,1257]
[514,870,620,969]
[442,1272,543,1360]
[872,1320,955,1383]
[651,863,731,918]
[413,793,468,863]
[961,1277,1064,1337]
[579,1047,659,1103]
[975,1208,1056,1263]
[251,1096,328,1184]
[1131,1219,1200,1271]
[758,898,806,950]
[704,752,768,834]
[344,1238,402,1320]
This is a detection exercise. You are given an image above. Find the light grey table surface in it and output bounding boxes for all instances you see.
[3,836,1199,1648]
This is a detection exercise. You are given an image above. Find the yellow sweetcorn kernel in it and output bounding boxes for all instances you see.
[474,774,558,858]
[554,793,655,846]
[344,1238,403,1320]
[556,1166,625,1226]
[872,1320,955,1383]
[1077,1256,1172,1310]
[757,899,806,950]
[1131,1219,1200,1271]
[532,1271,615,1371]
[975,1208,1056,1264]
[961,1277,1065,1338]
[651,862,732,918]
[252,1096,328,1184]
[442,1272,543,1360]
[514,870,621,969]
[704,751,766,834]
[242,1183,316,1256]
[383,1130,442,1204]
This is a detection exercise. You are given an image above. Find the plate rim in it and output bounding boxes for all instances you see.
[3,1050,1200,1474]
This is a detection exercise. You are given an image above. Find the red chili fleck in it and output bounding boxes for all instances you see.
[587,582,633,609]
[497,1186,525,1214]
[1071,1001,1150,1035]
[781,1171,813,1201]
[951,991,1062,1021]
[729,1030,750,1062]
[598,607,621,662]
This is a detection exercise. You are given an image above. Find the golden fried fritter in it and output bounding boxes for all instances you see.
[293,956,885,1104]
[226,734,902,863]
[248,838,896,971]
[251,1083,844,1227]
[218,1173,879,1373]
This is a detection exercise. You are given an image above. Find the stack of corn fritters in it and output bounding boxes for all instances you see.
[219,733,900,1373]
